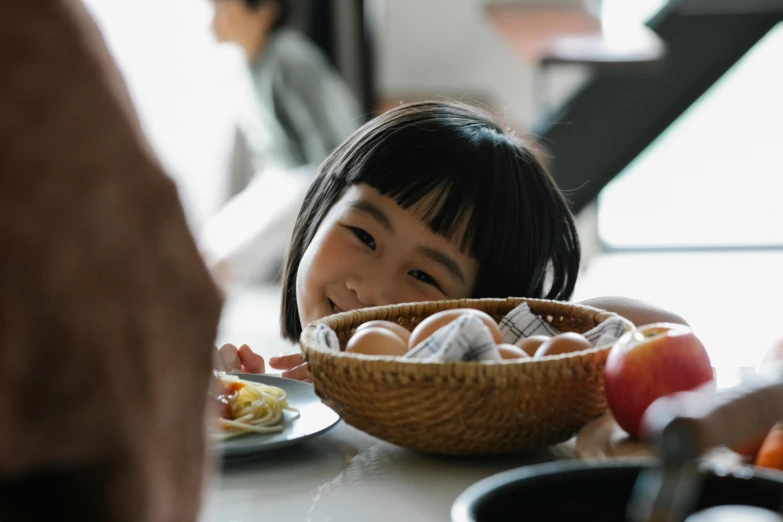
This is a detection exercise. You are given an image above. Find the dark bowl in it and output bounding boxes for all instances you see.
[451,459,783,522]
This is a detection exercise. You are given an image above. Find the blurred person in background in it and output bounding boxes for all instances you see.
[201,0,363,285]
[211,0,361,174]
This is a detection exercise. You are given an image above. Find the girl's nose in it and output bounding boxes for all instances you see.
[345,267,395,308]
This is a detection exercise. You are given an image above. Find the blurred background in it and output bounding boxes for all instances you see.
[82,0,782,386]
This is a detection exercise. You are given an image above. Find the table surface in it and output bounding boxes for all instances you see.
[205,248,783,521]
[207,286,575,522]
[201,421,572,522]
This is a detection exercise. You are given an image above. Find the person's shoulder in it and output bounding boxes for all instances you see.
[271,28,315,49]
[267,28,329,70]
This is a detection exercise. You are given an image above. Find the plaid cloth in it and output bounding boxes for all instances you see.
[405,314,500,361]
[313,323,341,352]
[313,302,629,362]
[402,303,629,362]
[499,303,628,349]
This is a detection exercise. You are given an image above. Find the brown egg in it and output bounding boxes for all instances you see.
[534,332,593,358]
[355,320,411,346]
[497,344,531,360]
[515,335,551,357]
[408,309,502,350]
[346,327,409,356]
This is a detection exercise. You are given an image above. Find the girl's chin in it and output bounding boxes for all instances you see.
[298,309,321,329]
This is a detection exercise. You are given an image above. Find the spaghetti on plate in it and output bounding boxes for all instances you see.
[212,372,299,440]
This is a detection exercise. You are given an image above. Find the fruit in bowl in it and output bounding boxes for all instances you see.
[346,326,409,356]
[534,332,592,358]
[407,308,502,349]
[604,322,714,439]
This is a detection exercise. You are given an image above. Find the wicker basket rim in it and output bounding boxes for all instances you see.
[299,297,634,380]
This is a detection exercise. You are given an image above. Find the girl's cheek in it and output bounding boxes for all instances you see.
[308,230,357,278]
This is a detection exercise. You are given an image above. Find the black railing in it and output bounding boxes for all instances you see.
[534,0,783,214]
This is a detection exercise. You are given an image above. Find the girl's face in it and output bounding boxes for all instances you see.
[296,184,479,329]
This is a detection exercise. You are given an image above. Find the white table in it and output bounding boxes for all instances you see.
[200,421,566,522]
[204,247,783,521]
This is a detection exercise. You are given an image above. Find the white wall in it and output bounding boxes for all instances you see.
[372,0,669,130]
[373,0,538,129]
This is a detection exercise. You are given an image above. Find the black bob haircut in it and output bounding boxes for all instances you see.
[243,0,290,31]
[280,100,581,341]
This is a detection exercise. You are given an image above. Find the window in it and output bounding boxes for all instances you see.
[597,23,783,250]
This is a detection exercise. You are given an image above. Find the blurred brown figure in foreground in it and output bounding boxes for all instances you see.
[0,2,222,521]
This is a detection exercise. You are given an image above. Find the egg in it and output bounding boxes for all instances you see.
[355,320,411,346]
[346,327,409,356]
[408,309,503,350]
[515,335,551,357]
[534,332,593,358]
[496,344,531,360]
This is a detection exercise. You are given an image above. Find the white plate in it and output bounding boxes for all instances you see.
[213,373,340,460]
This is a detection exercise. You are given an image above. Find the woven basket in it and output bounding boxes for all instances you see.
[299,297,634,455]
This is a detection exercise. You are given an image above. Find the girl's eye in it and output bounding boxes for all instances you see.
[409,270,441,290]
[350,227,376,250]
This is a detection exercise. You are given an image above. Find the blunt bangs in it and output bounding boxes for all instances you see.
[332,102,518,254]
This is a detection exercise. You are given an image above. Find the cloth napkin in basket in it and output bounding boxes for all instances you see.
[404,303,628,362]
[310,302,628,362]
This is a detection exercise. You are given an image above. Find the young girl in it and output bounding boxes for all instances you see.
[217,101,686,378]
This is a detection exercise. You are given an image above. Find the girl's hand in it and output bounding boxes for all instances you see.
[269,353,311,382]
[215,343,266,373]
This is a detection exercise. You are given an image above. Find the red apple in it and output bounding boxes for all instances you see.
[604,322,714,439]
